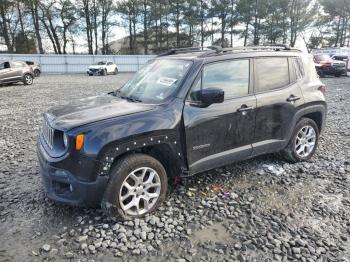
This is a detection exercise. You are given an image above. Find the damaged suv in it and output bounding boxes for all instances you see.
[37,46,327,219]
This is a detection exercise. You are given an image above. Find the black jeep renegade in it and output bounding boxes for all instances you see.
[37,46,326,219]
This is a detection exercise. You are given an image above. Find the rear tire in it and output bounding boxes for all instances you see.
[102,154,168,220]
[23,74,33,85]
[34,69,41,77]
[281,118,319,163]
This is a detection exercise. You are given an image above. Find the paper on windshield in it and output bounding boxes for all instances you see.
[157,77,177,87]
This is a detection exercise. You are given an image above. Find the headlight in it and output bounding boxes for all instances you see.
[63,133,69,148]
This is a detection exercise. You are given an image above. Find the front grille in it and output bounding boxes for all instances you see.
[42,118,54,149]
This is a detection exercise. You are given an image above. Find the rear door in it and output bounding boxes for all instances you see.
[9,61,25,81]
[183,58,256,174]
[252,56,304,155]
[107,62,114,73]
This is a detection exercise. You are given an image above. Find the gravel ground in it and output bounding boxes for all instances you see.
[0,74,349,262]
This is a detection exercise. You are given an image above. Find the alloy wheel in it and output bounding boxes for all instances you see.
[119,167,161,216]
[25,75,33,84]
[295,125,316,158]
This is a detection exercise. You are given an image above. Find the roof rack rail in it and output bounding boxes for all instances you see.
[157,44,300,57]
[221,44,301,53]
[157,46,223,57]
[157,47,203,57]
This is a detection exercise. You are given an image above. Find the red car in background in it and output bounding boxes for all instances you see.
[314,54,345,77]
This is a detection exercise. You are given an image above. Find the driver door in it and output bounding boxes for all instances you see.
[0,62,13,83]
[183,59,256,175]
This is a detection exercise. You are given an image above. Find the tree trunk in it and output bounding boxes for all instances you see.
[128,10,133,54]
[200,0,204,48]
[0,4,13,52]
[41,18,58,53]
[143,0,148,54]
[176,2,180,47]
[166,13,169,49]
[17,1,28,51]
[30,1,44,53]
[244,22,248,46]
[221,14,226,47]
[253,0,258,45]
[93,0,98,54]
[83,0,93,54]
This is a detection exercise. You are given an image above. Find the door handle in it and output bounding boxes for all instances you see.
[286,95,300,102]
[237,104,254,112]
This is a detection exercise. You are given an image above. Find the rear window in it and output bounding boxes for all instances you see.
[290,57,304,81]
[255,57,290,92]
[333,56,348,61]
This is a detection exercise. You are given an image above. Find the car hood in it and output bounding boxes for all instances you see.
[88,65,105,69]
[45,94,155,130]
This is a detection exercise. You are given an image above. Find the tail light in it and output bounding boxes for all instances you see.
[318,85,326,95]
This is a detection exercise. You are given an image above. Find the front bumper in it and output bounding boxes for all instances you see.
[37,140,108,207]
[87,69,103,75]
[320,66,345,75]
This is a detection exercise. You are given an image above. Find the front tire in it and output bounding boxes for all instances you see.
[23,74,33,85]
[102,154,168,220]
[114,67,118,75]
[282,118,319,163]
[101,69,107,76]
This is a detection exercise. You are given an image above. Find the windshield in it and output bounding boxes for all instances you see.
[117,59,192,103]
[96,61,107,65]
[314,54,331,61]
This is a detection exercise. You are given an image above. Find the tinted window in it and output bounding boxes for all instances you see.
[256,57,290,92]
[202,60,249,99]
[0,62,10,70]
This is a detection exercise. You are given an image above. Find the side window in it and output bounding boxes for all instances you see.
[0,62,10,69]
[202,59,249,99]
[189,76,201,101]
[294,57,304,80]
[256,57,290,92]
[107,62,113,65]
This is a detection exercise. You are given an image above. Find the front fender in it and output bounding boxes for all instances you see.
[96,133,183,176]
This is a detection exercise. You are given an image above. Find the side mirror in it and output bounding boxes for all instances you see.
[191,88,224,107]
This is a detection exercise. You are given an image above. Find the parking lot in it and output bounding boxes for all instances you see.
[0,74,350,261]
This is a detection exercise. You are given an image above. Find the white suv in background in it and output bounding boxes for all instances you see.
[87,61,118,76]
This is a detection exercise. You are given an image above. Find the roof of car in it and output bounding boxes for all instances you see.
[157,45,303,61]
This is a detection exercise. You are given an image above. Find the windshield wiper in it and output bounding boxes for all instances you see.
[110,89,142,102]
[124,95,142,103]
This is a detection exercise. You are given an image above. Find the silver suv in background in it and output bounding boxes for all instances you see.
[0,60,34,86]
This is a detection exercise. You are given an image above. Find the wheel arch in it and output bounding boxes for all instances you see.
[96,134,185,179]
[294,102,326,133]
